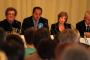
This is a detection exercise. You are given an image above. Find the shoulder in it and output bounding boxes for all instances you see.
[52,23,57,26]
[0,19,6,23]
[40,17,48,22]
[64,23,71,28]
[65,23,71,25]
[51,23,58,27]
[0,19,7,25]
[23,16,33,22]
[76,20,85,25]
[14,20,21,24]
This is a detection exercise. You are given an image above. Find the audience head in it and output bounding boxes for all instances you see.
[84,10,90,25]
[33,27,50,48]
[6,34,24,60]
[5,7,17,23]
[58,11,68,24]
[24,27,36,45]
[36,38,56,59]
[32,7,42,21]
[56,44,90,60]
[55,29,80,44]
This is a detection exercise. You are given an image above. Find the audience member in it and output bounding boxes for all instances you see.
[6,34,24,60]
[56,44,90,60]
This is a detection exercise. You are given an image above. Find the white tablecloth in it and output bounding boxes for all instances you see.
[80,38,90,45]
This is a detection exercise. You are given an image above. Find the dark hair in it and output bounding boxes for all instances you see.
[6,34,24,60]
[33,7,42,14]
[0,42,9,60]
[60,44,90,60]
[5,7,17,16]
[58,11,68,22]
[0,27,6,41]
[37,38,56,59]
[24,27,36,45]
[33,28,50,48]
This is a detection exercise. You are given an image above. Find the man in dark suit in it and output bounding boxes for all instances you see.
[76,11,90,37]
[0,7,21,34]
[21,7,49,34]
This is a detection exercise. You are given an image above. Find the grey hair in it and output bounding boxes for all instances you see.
[60,44,90,60]
[55,29,80,45]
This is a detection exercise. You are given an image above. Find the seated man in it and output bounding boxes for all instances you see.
[76,10,90,37]
[0,7,21,34]
[21,7,49,34]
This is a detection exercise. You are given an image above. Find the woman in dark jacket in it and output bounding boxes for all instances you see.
[50,11,71,35]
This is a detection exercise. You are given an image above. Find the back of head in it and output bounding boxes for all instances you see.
[33,27,51,48]
[59,44,90,60]
[37,27,50,38]
[37,38,56,59]
[0,42,20,60]
[24,27,36,45]
[6,34,24,60]
[55,29,80,45]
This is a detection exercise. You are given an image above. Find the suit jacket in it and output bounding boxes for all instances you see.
[50,22,71,35]
[0,19,21,33]
[76,20,87,37]
[21,16,49,34]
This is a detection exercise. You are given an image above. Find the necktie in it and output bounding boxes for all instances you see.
[34,20,38,30]
[86,26,90,32]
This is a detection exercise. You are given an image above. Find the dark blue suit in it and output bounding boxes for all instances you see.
[21,16,49,34]
[76,20,89,37]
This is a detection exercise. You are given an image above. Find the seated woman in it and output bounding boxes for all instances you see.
[50,11,71,35]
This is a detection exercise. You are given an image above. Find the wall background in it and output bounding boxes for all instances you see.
[0,0,90,29]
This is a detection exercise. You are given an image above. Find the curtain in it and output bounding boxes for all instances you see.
[0,0,89,28]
